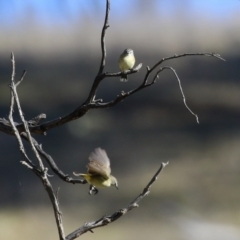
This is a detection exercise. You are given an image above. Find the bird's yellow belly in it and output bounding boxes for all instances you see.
[90,178,111,188]
[119,55,135,71]
[82,174,111,188]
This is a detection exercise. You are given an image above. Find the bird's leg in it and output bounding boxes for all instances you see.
[82,179,88,184]
[89,185,98,195]
[120,72,128,82]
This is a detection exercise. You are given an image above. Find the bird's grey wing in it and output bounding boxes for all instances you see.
[87,148,111,178]
[89,148,110,166]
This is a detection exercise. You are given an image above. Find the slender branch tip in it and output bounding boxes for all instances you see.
[162,161,169,167]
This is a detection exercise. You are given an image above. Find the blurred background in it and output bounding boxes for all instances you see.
[0,0,240,239]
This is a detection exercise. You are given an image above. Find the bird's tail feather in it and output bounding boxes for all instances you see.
[73,172,91,181]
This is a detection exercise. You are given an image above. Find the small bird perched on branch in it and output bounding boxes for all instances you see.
[118,48,135,82]
[73,148,118,195]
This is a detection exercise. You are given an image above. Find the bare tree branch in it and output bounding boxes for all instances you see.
[16,69,27,87]
[3,57,168,240]
[159,66,199,123]
[86,0,110,103]
[0,52,225,136]
[21,132,87,185]
[9,53,44,170]
[7,57,169,239]
[65,162,169,240]
[98,0,110,76]
[8,53,35,167]
[8,53,65,240]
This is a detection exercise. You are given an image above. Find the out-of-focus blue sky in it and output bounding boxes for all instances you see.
[0,0,239,26]
[0,0,239,58]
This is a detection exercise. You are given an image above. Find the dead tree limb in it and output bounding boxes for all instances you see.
[8,53,65,240]
[7,53,168,239]
[0,52,224,135]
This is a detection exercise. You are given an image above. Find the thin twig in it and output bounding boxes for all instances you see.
[20,132,88,185]
[8,53,34,166]
[151,53,225,73]
[86,0,110,103]
[65,162,168,239]
[41,169,65,240]
[98,0,110,75]
[160,66,199,123]
[9,53,45,171]
[16,69,27,87]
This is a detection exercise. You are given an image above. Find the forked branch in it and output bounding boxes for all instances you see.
[7,53,169,240]
[8,65,168,239]
[8,53,65,240]
[0,51,224,135]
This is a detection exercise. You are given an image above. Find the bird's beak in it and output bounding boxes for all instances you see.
[115,184,118,190]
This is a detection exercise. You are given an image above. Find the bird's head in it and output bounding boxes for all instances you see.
[110,175,118,189]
